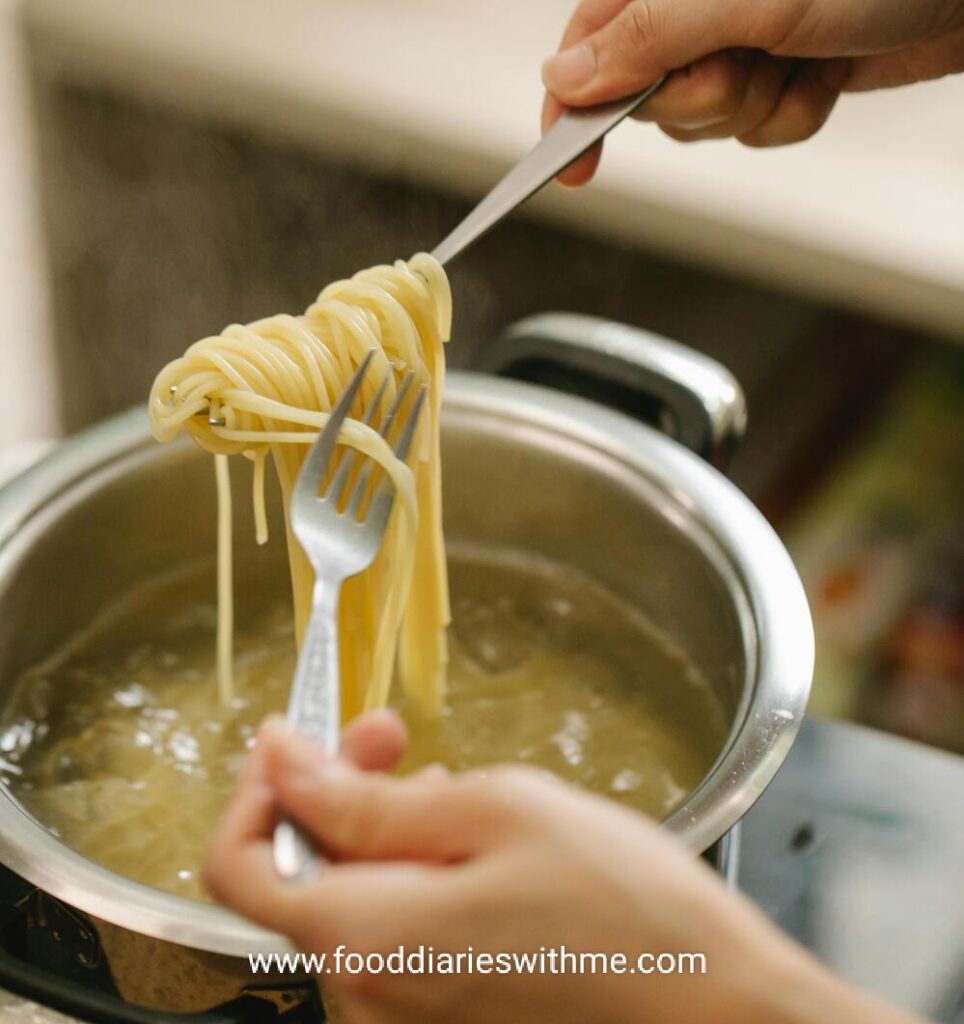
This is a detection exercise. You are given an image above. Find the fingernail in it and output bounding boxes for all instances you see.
[542,44,596,93]
[820,58,851,91]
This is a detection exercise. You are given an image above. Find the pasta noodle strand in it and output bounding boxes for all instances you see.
[148,255,451,718]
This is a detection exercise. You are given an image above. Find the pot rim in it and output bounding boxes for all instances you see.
[0,372,813,957]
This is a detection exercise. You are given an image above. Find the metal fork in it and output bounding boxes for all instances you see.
[431,78,664,266]
[273,350,427,882]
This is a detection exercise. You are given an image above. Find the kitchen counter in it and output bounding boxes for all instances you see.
[22,0,964,339]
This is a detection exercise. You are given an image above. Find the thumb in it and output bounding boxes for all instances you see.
[260,721,479,863]
[542,0,750,106]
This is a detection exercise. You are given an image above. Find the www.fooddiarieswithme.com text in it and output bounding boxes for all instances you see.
[249,946,708,977]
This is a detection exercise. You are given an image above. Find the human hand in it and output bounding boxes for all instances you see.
[204,720,920,1024]
[202,708,406,915]
[332,708,408,773]
[542,0,964,182]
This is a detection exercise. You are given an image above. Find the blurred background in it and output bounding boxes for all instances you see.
[1,0,962,751]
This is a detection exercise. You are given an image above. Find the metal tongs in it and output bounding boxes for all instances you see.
[273,351,427,882]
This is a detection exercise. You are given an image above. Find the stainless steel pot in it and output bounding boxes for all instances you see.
[0,316,812,1008]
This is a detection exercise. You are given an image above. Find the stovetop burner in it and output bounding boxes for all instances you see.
[2,718,962,1023]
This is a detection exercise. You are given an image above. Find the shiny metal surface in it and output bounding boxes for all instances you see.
[275,357,424,884]
[478,312,748,467]
[0,372,812,957]
[740,718,964,1024]
[431,80,664,266]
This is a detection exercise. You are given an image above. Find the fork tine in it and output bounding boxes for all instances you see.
[364,384,428,532]
[391,384,428,463]
[344,371,415,518]
[326,369,390,508]
[293,350,374,505]
[377,371,415,439]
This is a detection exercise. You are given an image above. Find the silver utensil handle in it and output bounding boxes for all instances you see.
[284,579,341,750]
[273,578,341,883]
[475,313,747,469]
[432,80,664,267]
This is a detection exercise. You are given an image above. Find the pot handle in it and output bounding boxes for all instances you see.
[474,313,747,468]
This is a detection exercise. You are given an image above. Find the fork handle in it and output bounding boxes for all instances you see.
[273,579,341,883]
[431,78,664,266]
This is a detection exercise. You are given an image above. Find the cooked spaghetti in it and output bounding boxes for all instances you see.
[0,254,731,899]
[147,254,451,719]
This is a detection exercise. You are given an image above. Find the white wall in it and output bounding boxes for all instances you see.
[0,0,59,446]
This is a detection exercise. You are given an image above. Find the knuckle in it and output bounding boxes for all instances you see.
[718,75,748,119]
[799,107,830,141]
[952,45,964,76]
[692,63,746,122]
[738,132,770,149]
[326,785,385,852]
[456,771,500,808]
[739,87,831,148]
[660,125,703,144]
[484,765,553,812]
[782,93,831,141]
[487,763,540,792]
[457,766,522,812]
[620,0,663,55]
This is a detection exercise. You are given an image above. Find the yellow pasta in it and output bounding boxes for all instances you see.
[148,254,451,719]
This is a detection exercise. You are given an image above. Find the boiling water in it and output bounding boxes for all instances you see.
[0,549,726,901]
